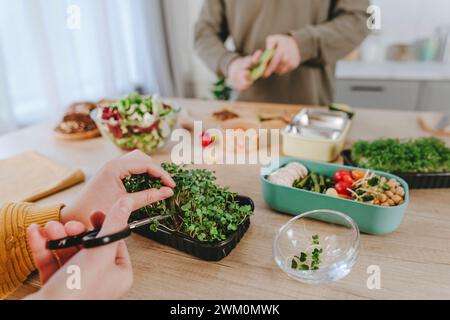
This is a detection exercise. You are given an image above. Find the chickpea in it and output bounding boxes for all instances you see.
[373,200,380,205]
[387,199,395,206]
[381,202,389,207]
[378,194,388,202]
[396,187,405,197]
[385,191,394,198]
[387,179,398,188]
[391,195,402,204]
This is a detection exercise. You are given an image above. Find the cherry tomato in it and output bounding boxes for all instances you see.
[101,107,120,121]
[334,181,352,196]
[101,107,112,120]
[200,131,215,148]
[342,174,355,186]
[149,119,160,131]
[351,170,366,181]
[333,169,351,182]
[107,124,123,138]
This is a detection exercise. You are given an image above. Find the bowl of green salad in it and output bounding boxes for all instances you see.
[92,93,180,154]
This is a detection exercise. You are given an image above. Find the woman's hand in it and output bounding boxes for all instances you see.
[263,34,301,78]
[26,197,136,300]
[60,150,175,227]
[227,50,262,91]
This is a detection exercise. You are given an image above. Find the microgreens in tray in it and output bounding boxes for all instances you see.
[291,234,323,271]
[123,163,252,243]
[351,137,450,173]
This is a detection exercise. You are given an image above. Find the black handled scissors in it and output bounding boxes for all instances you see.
[46,215,169,250]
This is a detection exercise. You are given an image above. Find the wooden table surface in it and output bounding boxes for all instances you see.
[2,99,450,300]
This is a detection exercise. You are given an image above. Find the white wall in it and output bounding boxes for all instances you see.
[372,0,450,46]
[164,0,215,99]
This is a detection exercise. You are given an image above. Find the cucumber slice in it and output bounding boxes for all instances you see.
[329,103,355,119]
[250,48,276,81]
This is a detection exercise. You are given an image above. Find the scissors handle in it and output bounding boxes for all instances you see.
[46,215,169,250]
[46,227,131,250]
[46,230,99,250]
[82,227,131,249]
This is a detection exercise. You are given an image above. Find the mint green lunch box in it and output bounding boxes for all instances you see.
[261,157,409,235]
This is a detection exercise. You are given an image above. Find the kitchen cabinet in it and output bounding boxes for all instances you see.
[418,81,450,112]
[335,61,450,112]
[335,79,420,111]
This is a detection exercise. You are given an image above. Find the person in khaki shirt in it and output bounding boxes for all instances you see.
[195,0,370,105]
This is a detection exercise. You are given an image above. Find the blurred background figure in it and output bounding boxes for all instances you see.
[194,0,370,105]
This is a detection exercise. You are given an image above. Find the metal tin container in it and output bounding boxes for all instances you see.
[282,109,351,162]
[261,157,409,235]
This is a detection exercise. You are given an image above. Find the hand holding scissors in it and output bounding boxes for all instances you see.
[46,214,169,250]
[27,198,149,299]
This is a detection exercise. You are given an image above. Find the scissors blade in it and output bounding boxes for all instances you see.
[128,215,170,230]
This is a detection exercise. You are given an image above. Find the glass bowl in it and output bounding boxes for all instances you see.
[91,103,179,155]
[273,210,359,284]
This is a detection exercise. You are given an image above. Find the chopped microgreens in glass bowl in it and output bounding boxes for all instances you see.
[92,92,179,154]
[273,210,360,284]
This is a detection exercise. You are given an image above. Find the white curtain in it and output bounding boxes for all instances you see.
[0,41,15,134]
[0,0,177,132]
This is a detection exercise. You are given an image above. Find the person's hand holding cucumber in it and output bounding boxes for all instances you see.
[262,34,301,78]
[227,34,301,92]
[227,50,262,91]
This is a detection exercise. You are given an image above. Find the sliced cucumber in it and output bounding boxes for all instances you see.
[329,103,355,119]
[250,48,276,81]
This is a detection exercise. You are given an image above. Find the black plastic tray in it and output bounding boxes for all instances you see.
[341,149,450,189]
[130,195,254,261]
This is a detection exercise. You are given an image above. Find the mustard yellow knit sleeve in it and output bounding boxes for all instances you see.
[0,202,62,299]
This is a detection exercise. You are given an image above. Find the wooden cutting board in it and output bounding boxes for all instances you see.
[208,102,303,129]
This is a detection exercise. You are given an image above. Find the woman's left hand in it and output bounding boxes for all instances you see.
[60,150,175,227]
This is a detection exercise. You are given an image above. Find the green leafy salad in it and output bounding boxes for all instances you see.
[98,93,178,154]
[123,163,253,243]
[351,137,450,173]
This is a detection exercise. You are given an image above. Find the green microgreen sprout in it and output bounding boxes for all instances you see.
[291,234,323,271]
[351,137,450,173]
[122,163,252,243]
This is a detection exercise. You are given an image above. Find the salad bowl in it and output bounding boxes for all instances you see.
[92,93,180,154]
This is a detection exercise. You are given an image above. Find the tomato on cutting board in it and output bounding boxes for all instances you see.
[200,131,215,148]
